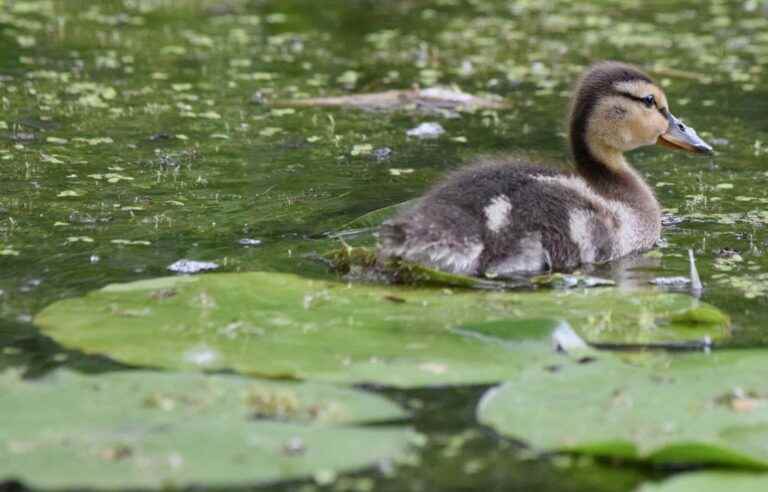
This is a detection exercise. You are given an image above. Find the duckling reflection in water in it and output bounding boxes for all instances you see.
[378,62,712,277]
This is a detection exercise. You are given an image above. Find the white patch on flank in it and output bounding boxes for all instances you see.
[485,234,547,275]
[422,240,484,274]
[483,195,512,233]
[568,208,597,263]
[534,175,658,261]
[379,208,485,275]
[383,216,485,275]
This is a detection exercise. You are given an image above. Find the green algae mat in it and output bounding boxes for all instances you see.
[0,369,415,489]
[35,271,728,387]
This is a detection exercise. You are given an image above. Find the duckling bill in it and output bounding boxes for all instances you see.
[378,62,712,277]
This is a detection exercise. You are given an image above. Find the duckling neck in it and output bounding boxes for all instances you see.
[572,140,659,216]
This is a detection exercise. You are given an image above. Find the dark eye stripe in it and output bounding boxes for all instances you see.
[615,91,667,117]
[616,91,652,105]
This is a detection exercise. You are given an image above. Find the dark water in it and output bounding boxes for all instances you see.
[1,0,768,490]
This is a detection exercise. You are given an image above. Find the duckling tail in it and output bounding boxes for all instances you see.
[376,207,484,276]
[377,221,408,256]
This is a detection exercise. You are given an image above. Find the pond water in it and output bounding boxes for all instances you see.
[1,0,767,490]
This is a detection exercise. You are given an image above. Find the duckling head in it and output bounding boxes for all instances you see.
[570,61,712,169]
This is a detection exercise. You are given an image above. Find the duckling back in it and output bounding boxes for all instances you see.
[377,159,641,277]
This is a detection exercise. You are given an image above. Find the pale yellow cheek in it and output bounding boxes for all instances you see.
[625,119,655,146]
[639,114,668,144]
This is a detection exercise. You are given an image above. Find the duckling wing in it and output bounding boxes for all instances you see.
[378,162,617,276]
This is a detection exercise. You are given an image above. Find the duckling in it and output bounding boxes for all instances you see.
[378,62,712,277]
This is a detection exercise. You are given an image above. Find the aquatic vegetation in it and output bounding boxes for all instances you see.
[35,271,729,387]
[0,369,414,489]
[478,350,768,468]
[1,0,768,490]
[640,472,768,492]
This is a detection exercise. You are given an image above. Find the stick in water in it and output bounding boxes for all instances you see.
[688,249,703,294]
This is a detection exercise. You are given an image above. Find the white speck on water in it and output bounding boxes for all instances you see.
[183,345,219,366]
[551,321,589,353]
[238,238,262,246]
[373,147,392,161]
[283,436,306,455]
[167,452,184,469]
[406,122,445,139]
[90,255,100,264]
[167,259,219,274]
[649,277,691,287]
[389,168,414,176]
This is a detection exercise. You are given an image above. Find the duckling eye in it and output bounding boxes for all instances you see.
[642,95,655,108]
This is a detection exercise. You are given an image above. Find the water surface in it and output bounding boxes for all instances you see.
[1,0,767,490]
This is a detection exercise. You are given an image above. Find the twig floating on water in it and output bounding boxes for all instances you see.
[689,249,703,295]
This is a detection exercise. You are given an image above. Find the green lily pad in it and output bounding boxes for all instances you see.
[477,350,768,468]
[35,272,729,387]
[639,472,768,492]
[0,369,414,489]
[455,319,563,344]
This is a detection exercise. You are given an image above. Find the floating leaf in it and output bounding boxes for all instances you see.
[639,472,768,492]
[350,143,373,156]
[110,239,151,246]
[199,111,222,120]
[40,153,64,164]
[270,108,295,117]
[478,350,768,468]
[65,236,94,244]
[389,167,415,175]
[0,369,413,489]
[171,83,192,91]
[36,272,729,387]
[259,127,283,137]
[0,246,20,256]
